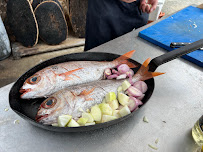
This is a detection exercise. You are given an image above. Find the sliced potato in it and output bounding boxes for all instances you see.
[90,105,102,122]
[58,115,72,127]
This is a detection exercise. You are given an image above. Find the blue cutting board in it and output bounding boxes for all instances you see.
[139,6,203,67]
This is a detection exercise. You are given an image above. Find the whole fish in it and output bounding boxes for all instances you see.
[20,50,136,99]
[36,58,164,125]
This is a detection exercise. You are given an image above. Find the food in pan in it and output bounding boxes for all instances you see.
[20,50,136,99]
[35,58,164,126]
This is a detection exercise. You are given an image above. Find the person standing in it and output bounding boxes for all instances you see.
[84,0,158,51]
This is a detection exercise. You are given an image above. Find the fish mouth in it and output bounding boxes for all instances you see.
[19,88,31,98]
[35,114,49,122]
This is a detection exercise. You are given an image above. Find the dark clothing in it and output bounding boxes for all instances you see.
[84,0,149,51]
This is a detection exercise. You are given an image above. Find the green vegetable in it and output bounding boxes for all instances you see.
[105,92,117,103]
[77,117,88,126]
[102,115,117,123]
[102,98,106,103]
[119,105,131,117]
[67,119,80,127]
[122,80,131,91]
[85,122,96,126]
[143,116,149,123]
[118,92,129,106]
[58,115,72,127]
[148,144,158,150]
[51,123,58,127]
[99,103,113,115]
[112,110,121,118]
[108,99,119,110]
[90,105,102,121]
[82,112,94,123]
[117,86,123,93]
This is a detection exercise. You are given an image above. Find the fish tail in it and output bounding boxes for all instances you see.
[133,58,165,81]
[112,50,137,68]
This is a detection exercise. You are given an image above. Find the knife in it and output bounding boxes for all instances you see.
[170,42,203,50]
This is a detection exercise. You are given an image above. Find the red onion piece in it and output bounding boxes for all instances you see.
[137,94,145,100]
[128,97,143,112]
[112,69,119,75]
[133,81,148,93]
[116,74,127,80]
[126,69,134,77]
[107,74,118,80]
[117,64,130,74]
[127,86,143,97]
[128,74,133,85]
[104,68,112,79]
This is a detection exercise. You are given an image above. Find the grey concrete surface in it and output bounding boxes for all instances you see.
[0,19,202,151]
[0,0,202,88]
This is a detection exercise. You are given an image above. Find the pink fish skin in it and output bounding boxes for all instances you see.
[36,58,164,125]
[20,50,136,99]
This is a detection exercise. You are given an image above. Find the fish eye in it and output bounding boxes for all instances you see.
[42,97,57,109]
[27,74,41,84]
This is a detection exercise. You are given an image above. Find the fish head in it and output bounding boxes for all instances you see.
[35,91,75,125]
[36,96,62,125]
[20,72,55,99]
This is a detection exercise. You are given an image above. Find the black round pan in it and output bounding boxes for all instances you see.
[9,39,203,132]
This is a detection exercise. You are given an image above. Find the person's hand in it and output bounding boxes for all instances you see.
[140,0,158,13]
[120,0,137,3]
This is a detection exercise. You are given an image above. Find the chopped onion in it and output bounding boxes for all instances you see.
[117,64,130,74]
[127,86,143,97]
[112,69,119,75]
[104,68,112,78]
[116,74,127,80]
[107,74,118,79]
[137,94,145,100]
[126,69,134,77]
[128,97,143,112]
[128,74,133,85]
[133,81,148,93]
[117,105,124,110]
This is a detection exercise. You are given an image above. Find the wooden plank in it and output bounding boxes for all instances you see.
[69,0,88,38]
[12,36,85,59]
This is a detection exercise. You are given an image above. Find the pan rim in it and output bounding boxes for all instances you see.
[9,52,155,132]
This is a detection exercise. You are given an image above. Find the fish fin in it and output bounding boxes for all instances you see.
[134,58,165,81]
[112,50,137,68]
[80,88,95,96]
[58,68,83,80]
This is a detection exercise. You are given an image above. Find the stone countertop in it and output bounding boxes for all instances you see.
[0,12,202,152]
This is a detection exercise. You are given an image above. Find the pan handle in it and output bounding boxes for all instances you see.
[148,39,203,72]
